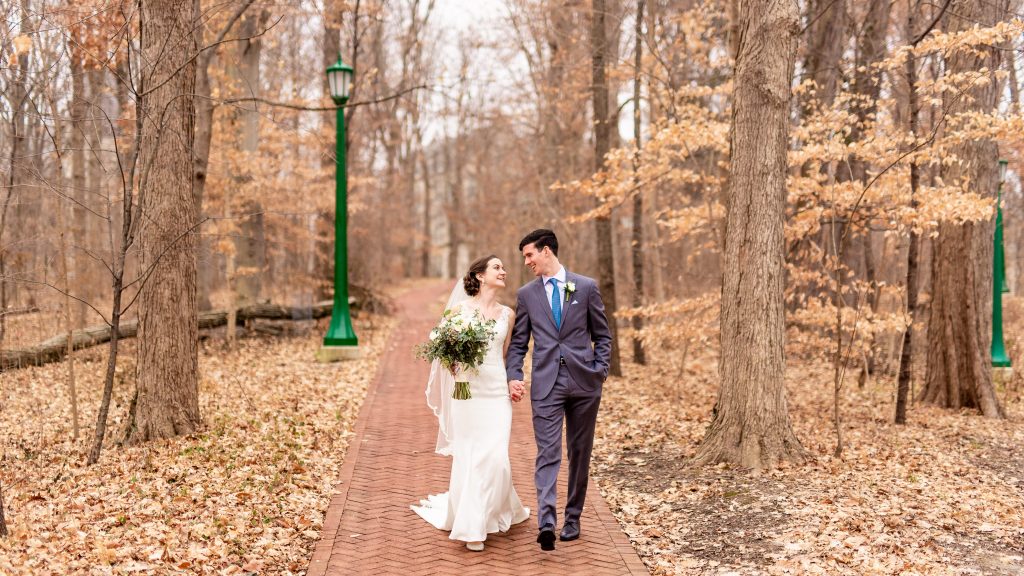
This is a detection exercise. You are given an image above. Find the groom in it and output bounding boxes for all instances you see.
[506,229,612,551]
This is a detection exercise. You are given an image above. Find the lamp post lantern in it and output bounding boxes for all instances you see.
[318,54,359,362]
[992,159,1011,368]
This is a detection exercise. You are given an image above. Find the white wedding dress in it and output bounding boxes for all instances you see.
[412,306,530,542]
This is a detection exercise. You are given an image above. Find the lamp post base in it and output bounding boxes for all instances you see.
[993,366,1013,388]
[317,345,361,363]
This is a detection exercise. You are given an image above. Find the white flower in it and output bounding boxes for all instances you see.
[429,330,439,340]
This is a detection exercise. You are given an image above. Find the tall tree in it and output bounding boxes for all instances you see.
[231,8,269,309]
[0,475,7,537]
[801,0,846,110]
[124,0,202,443]
[694,0,805,468]
[848,0,892,387]
[592,0,622,376]
[0,0,34,346]
[895,0,927,425]
[630,0,646,365]
[920,0,1008,419]
[193,0,260,311]
[68,18,90,325]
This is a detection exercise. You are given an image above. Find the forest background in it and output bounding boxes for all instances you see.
[1,0,1024,573]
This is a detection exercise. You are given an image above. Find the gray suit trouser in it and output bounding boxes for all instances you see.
[532,363,602,531]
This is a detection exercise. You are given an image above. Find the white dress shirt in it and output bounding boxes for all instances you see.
[542,266,567,312]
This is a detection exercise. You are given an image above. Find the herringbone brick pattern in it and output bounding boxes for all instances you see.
[308,281,649,576]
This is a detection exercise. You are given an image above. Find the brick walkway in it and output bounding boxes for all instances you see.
[308,280,649,576]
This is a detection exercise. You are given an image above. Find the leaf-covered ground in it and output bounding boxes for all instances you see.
[0,312,394,575]
[5,293,1024,576]
[594,351,1024,575]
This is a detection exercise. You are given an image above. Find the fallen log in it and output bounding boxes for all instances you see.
[0,306,42,318]
[1,301,336,372]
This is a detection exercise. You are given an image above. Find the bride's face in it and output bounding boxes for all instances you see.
[478,258,507,289]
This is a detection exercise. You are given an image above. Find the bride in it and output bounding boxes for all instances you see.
[411,255,530,551]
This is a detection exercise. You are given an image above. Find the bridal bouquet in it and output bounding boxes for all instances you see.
[416,308,497,400]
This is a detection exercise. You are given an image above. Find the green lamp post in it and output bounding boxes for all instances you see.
[318,55,360,362]
[992,159,1011,368]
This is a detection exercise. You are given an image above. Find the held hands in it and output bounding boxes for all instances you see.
[448,363,462,380]
[508,380,526,402]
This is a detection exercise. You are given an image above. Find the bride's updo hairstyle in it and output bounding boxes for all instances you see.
[463,254,499,296]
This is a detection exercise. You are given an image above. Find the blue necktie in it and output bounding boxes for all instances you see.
[549,278,562,329]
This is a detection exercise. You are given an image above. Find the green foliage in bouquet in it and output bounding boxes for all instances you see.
[415,308,497,400]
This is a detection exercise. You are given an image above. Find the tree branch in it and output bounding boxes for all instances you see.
[212,84,430,111]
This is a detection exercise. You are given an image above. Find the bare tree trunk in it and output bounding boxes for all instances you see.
[1008,38,1021,115]
[630,0,646,365]
[642,9,665,304]
[896,0,923,425]
[0,0,33,346]
[920,0,1007,419]
[47,94,82,440]
[193,21,215,312]
[447,138,462,278]
[0,475,7,537]
[87,268,127,464]
[801,0,846,110]
[418,136,433,277]
[123,0,202,444]
[693,0,805,468]
[592,0,622,376]
[233,9,269,308]
[69,26,90,325]
[850,0,892,387]
[193,0,258,311]
[446,69,467,279]
[88,35,141,466]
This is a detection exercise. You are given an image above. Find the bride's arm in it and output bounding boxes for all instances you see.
[503,308,513,359]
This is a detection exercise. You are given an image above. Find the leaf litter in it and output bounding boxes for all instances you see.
[0,313,395,575]
[594,351,1024,575]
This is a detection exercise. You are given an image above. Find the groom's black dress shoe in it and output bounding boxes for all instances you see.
[559,522,580,541]
[537,529,556,551]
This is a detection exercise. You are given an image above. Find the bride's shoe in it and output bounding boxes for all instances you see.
[466,541,485,552]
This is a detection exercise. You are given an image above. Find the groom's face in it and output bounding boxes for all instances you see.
[521,243,553,277]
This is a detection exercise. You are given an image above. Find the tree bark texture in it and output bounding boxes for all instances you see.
[896,2,922,425]
[232,9,268,306]
[0,0,33,346]
[193,22,216,312]
[851,0,892,385]
[801,0,846,109]
[630,0,646,365]
[694,0,805,468]
[921,0,1007,419]
[69,30,91,324]
[126,0,202,443]
[591,0,622,376]
[0,475,7,537]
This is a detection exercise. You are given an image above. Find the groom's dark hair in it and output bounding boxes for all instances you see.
[519,229,558,256]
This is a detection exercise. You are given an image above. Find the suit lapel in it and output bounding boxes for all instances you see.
[558,271,576,335]
[533,277,557,330]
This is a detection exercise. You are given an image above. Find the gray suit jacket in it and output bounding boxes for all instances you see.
[506,272,613,400]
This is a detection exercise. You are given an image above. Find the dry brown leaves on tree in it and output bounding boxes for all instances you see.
[0,314,394,574]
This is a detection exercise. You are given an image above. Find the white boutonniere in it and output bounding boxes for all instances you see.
[564,281,576,302]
